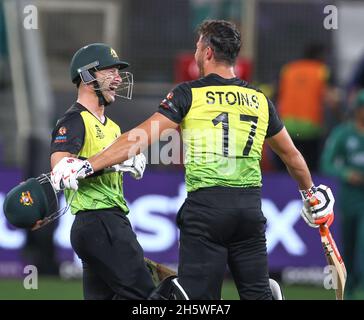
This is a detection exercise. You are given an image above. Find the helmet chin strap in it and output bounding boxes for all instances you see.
[89,70,112,107]
[93,82,111,107]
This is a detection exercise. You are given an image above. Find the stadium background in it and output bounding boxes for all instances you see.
[0,0,363,299]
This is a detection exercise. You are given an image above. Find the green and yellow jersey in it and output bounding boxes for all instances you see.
[50,103,129,214]
[158,73,283,192]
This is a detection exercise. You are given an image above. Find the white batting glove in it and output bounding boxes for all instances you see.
[51,157,94,191]
[300,184,335,228]
[113,153,146,180]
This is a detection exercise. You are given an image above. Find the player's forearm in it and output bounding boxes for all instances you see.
[50,152,75,169]
[89,130,149,172]
[282,149,313,190]
[88,113,179,172]
[267,128,313,190]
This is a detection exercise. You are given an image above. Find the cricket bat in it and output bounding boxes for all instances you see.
[144,257,177,285]
[319,223,347,300]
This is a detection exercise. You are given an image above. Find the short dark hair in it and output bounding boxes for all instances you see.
[197,20,241,65]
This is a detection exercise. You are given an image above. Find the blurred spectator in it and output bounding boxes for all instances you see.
[347,52,364,113]
[276,43,340,172]
[320,90,364,300]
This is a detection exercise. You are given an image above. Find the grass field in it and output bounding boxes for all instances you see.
[0,277,335,300]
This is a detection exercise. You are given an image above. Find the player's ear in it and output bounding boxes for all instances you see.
[206,46,213,61]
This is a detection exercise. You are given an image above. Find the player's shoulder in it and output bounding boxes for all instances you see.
[64,102,85,116]
[243,82,266,94]
[55,103,84,127]
[243,82,272,107]
[172,81,192,94]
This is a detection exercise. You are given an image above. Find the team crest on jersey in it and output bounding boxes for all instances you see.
[58,126,67,135]
[110,48,118,59]
[95,124,105,139]
[20,191,34,206]
[160,96,178,113]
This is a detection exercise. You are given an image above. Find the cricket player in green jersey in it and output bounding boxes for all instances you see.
[321,90,364,299]
[50,43,155,299]
[51,21,335,300]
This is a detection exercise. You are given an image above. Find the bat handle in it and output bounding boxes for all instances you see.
[319,223,329,236]
[310,197,334,231]
[310,197,328,235]
[309,197,320,206]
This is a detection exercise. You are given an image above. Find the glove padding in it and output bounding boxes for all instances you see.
[51,157,94,191]
[300,184,335,228]
[113,153,146,180]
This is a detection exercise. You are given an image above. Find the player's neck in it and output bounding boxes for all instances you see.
[203,63,236,79]
[77,93,105,122]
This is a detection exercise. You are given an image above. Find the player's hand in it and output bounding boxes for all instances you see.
[299,184,335,228]
[113,153,146,180]
[51,157,94,191]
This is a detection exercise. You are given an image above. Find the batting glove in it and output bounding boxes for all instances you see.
[300,184,335,228]
[51,157,94,191]
[113,153,146,180]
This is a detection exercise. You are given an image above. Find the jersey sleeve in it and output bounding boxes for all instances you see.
[50,113,85,155]
[266,98,284,138]
[157,82,192,123]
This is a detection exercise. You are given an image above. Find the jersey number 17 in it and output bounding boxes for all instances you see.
[212,112,258,157]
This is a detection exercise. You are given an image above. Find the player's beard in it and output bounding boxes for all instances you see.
[101,89,116,104]
[97,78,119,105]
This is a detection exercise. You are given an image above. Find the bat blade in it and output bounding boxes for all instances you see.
[144,257,176,286]
[320,225,347,300]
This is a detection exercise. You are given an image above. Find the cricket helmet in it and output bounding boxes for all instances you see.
[70,43,133,101]
[3,174,59,229]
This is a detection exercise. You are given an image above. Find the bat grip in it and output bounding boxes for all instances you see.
[310,197,332,234]
[309,197,320,206]
[319,224,329,236]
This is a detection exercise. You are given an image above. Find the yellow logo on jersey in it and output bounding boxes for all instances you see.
[110,48,118,59]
